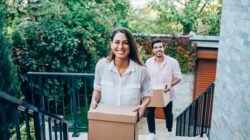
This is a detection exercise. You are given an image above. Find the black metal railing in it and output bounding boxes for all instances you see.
[27,72,94,137]
[0,91,69,140]
[176,83,215,138]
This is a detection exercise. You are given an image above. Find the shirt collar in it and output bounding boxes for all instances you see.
[108,59,135,74]
[153,55,168,69]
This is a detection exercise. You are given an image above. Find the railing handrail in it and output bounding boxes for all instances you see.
[0,91,69,124]
[176,82,215,138]
[0,90,69,140]
[27,72,94,77]
[178,82,215,116]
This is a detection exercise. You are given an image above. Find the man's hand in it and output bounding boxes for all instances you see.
[132,105,147,121]
[164,84,171,93]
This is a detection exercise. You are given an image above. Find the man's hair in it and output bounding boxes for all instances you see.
[151,38,163,49]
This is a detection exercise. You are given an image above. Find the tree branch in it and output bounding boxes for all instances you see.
[175,0,185,6]
[198,3,207,15]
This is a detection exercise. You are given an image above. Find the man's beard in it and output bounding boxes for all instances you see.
[155,51,163,57]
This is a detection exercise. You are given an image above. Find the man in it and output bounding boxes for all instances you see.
[146,39,182,139]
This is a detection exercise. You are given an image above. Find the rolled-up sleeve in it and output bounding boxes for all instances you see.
[94,59,104,91]
[141,68,153,97]
[173,60,182,79]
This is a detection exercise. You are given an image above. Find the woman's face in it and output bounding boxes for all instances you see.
[110,32,130,60]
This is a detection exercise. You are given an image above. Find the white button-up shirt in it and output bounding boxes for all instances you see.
[94,58,152,106]
[146,55,182,101]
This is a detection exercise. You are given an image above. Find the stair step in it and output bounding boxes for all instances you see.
[66,132,208,140]
[139,134,208,140]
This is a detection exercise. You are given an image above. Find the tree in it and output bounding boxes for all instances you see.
[128,4,178,34]
[0,10,22,98]
[149,0,221,35]
[2,0,130,98]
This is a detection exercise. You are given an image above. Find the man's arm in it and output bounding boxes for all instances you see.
[171,77,181,87]
[165,78,181,92]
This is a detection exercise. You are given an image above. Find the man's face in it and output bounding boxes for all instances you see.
[152,42,164,57]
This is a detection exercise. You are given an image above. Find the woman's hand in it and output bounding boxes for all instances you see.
[90,98,98,109]
[132,105,146,120]
[133,96,151,120]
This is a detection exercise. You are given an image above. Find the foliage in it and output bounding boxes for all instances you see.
[0,9,22,98]
[136,35,196,73]
[130,0,221,35]
[5,0,129,83]
[128,5,178,34]
[200,2,222,35]
[20,119,35,140]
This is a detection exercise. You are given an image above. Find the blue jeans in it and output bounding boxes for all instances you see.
[146,101,173,133]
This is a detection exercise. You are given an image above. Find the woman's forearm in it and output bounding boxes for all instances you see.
[92,90,101,102]
[90,90,101,109]
[141,96,151,107]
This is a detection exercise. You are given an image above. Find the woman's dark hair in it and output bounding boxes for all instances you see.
[151,38,163,48]
[107,28,143,65]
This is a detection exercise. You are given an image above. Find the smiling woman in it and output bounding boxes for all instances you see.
[90,28,152,120]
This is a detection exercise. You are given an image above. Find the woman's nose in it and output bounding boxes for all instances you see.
[118,42,123,48]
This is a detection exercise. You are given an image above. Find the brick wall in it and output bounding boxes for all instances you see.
[210,0,250,139]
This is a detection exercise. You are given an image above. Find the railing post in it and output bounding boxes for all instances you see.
[200,91,207,137]
[13,107,21,140]
[207,84,215,138]
[183,111,187,135]
[34,112,45,140]
[54,120,58,140]
[71,78,80,137]
[38,76,45,110]
[193,100,199,136]
[63,123,69,140]
[188,105,192,136]
[23,110,31,140]
[48,117,52,140]
[0,102,9,140]
[179,114,183,135]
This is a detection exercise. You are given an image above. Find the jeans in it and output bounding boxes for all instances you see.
[146,101,173,133]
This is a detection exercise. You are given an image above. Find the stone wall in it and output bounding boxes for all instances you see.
[210,0,250,139]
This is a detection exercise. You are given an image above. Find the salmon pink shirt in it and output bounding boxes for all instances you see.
[94,58,152,106]
[146,55,182,101]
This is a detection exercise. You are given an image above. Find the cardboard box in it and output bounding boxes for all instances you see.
[147,89,170,107]
[88,104,138,140]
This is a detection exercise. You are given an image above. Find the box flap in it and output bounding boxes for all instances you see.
[88,104,138,123]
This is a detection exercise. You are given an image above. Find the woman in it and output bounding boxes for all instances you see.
[90,28,152,119]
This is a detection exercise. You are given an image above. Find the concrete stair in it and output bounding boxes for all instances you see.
[67,132,208,140]
[48,118,208,140]
[139,134,208,140]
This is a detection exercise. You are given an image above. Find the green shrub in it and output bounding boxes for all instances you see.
[0,10,22,98]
